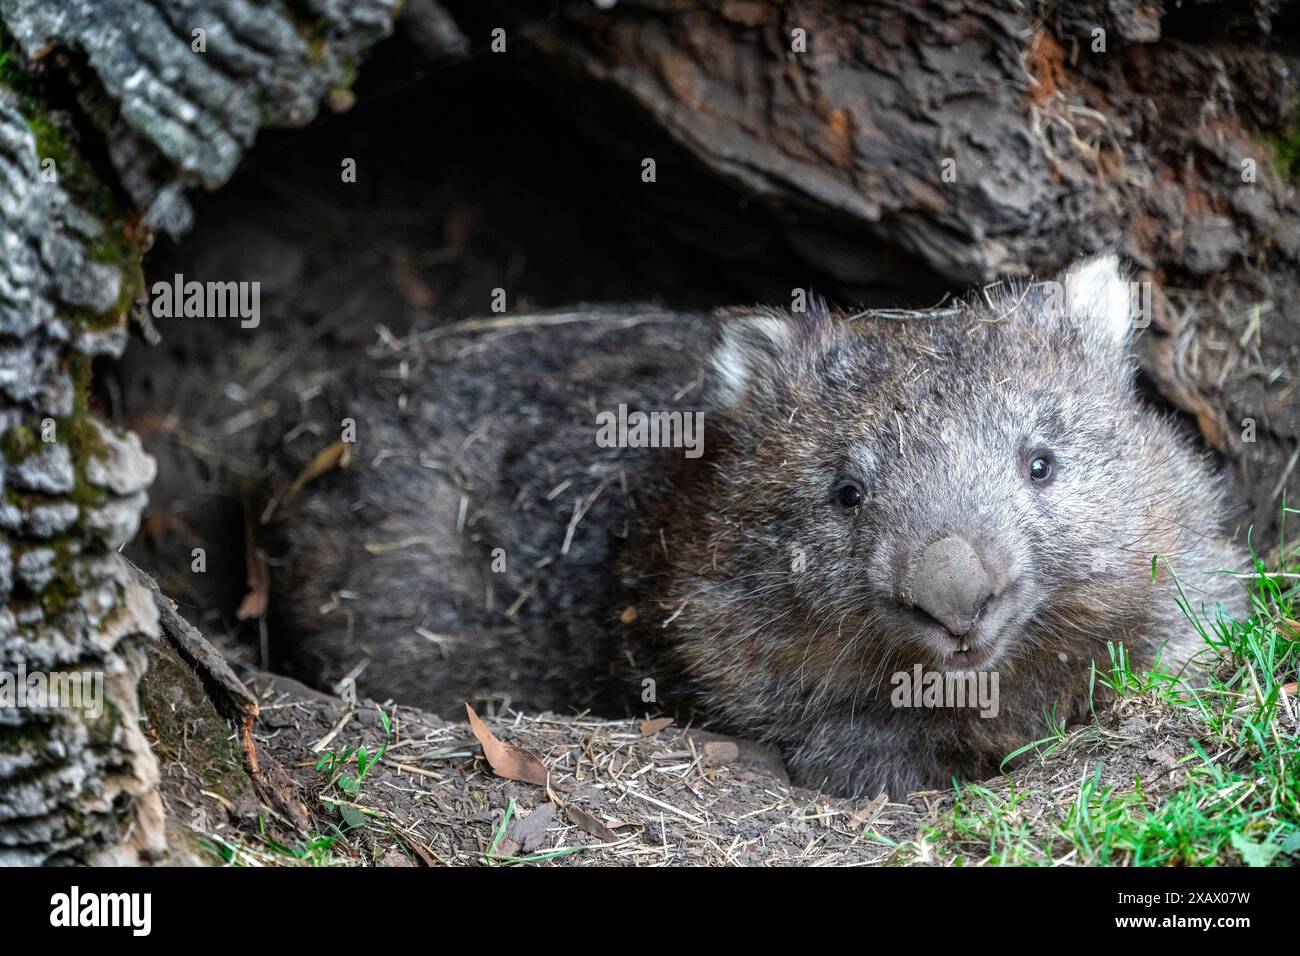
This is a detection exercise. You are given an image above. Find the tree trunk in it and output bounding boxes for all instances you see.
[0,0,407,865]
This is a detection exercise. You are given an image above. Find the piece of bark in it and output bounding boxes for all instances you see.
[131,561,311,831]
[130,560,257,725]
[501,801,556,857]
[639,716,674,736]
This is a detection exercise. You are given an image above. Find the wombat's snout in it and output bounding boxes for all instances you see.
[905,535,998,638]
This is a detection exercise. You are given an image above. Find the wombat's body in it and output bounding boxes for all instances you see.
[269,309,713,715]
[270,259,1246,798]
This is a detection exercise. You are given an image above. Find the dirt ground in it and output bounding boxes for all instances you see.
[142,612,925,866]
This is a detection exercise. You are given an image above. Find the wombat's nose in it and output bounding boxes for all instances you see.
[907,535,995,637]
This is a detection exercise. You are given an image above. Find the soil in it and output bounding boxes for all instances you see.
[242,673,921,866]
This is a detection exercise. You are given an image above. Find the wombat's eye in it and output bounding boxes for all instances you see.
[1026,451,1055,484]
[835,482,864,509]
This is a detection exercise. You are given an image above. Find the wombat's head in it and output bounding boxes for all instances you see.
[677,255,1233,689]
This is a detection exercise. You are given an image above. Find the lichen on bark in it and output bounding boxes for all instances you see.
[0,0,401,864]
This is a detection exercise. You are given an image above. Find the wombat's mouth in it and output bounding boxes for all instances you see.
[893,577,1034,672]
[892,607,1003,669]
[939,637,1002,671]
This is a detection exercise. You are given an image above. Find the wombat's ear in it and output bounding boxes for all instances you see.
[1058,253,1133,350]
[709,308,831,406]
[710,309,792,406]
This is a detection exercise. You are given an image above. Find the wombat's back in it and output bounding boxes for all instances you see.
[267,309,714,714]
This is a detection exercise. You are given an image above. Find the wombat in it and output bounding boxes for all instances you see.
[267,257,1247,798]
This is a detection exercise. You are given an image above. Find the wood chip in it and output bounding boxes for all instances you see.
[639,716,674,736]
[503,801,556,856]
[700,740,739,767]
[566,805,617,843]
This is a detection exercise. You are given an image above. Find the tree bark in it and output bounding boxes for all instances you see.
[447,0,1298,287]
[0,0,406,865]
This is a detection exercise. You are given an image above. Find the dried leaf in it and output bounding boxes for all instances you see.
[639,716,674,736]
[263,439,352,522]
[465,704,548,786]
[405,840,438,867]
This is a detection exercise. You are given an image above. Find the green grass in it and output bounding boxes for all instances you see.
[312,706,400,835]
[907,506,1300,867]
[316,706,391,819]
[201,809,429,868]
[201,819,355,867]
